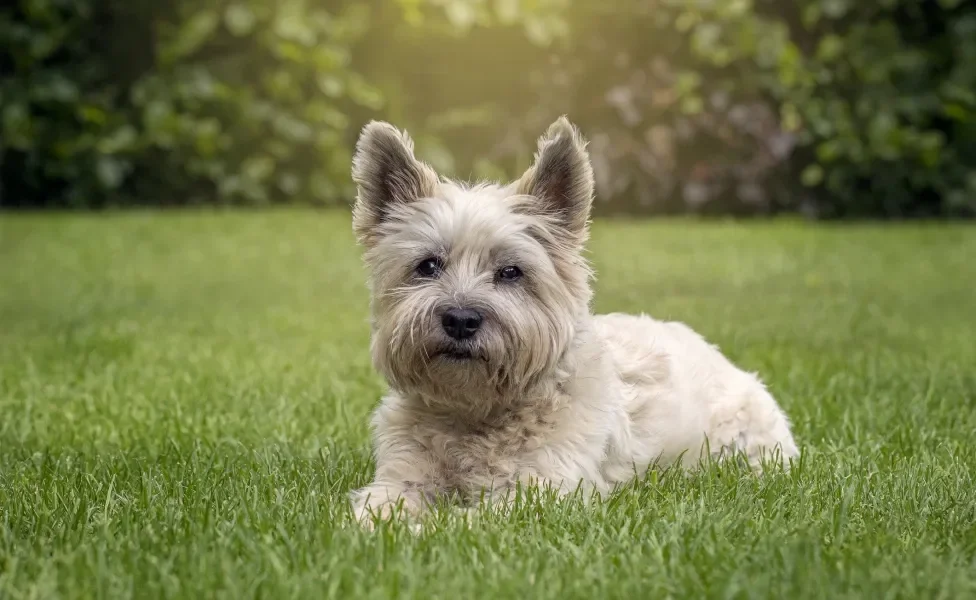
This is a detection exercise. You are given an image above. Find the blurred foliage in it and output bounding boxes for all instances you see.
[1,0,974,216]
[1,0,380,207]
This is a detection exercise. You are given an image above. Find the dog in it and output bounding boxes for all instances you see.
[348,117,798,526]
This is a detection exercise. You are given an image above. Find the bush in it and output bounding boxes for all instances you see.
[768,0,976,217]
[1,0,381,207]
[1,0,974,217]
[400,0,976,217]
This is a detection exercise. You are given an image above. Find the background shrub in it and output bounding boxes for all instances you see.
[1,0,974,217]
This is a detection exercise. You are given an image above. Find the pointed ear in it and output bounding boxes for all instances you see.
[515,116,595,244]
[351,121,439,245]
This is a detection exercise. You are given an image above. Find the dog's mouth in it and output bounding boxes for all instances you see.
[433,347,483,362]
[436,349,474,361]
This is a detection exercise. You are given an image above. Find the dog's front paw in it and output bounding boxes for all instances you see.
[349,484,423,530]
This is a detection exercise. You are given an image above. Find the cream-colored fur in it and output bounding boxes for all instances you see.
[348,117,798,526]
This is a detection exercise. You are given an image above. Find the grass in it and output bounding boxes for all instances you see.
[0,209,974,599]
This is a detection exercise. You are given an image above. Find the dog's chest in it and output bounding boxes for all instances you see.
[418,409,555,493]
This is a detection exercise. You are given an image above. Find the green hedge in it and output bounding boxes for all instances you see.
[1,0,381,207]
[2,0,974,217]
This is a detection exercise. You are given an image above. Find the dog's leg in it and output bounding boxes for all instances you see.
[350,435,439,529]
[349,480,434,529]
[707,383,799,472]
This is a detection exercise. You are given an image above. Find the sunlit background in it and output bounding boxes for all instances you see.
[2,0,975,217]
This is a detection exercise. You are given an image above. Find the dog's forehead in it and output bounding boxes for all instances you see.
[407,182,533,253]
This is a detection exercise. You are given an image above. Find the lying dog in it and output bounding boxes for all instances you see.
[348,117,798,525]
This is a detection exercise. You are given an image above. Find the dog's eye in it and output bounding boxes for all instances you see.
[416,257,443,278]
[497,266,522,281]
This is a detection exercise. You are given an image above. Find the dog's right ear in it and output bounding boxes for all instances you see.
[351,121,439,245]
[514,117,595,247]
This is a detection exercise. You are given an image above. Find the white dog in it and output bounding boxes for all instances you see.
[349,117,798,525]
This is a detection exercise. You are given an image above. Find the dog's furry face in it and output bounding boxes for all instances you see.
[352,118,595,416]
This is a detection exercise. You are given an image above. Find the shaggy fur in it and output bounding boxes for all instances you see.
[349,117,799,525]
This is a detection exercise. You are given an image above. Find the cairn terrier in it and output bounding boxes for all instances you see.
[349,117,798,525]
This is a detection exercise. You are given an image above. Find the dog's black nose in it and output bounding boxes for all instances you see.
[441,308,482,340]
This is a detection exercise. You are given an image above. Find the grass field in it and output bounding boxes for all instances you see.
[1,210,974,599]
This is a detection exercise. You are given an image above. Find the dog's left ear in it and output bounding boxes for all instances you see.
[351,121,439,246]
[515,116,595,244]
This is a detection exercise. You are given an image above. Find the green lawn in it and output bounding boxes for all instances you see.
[1,210,974,599]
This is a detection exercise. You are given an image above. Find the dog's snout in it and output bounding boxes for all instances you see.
[441,308,482,340]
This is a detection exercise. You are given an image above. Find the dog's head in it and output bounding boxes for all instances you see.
[351,117,594,413]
